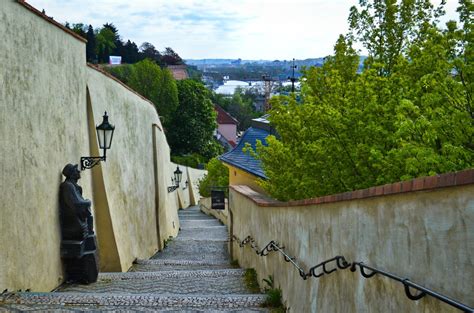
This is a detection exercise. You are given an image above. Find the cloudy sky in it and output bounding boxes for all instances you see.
[28,0,460,60]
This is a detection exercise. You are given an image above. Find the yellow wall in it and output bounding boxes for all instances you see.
[224,164,266,194]
[230,184,474,312]
[0,0,206,291]
[0,1,89,292]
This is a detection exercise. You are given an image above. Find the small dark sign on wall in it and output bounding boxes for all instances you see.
[211,190,225,210]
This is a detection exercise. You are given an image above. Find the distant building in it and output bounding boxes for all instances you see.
[215,80,251,95]
[214,105,238,151]
[167,65,189,80]
[219,115,271,194]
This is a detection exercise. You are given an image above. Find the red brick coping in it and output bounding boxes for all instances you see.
[17,1,87,43]
[231,169,474,207]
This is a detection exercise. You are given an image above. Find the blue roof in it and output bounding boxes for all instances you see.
[219,127,269,179]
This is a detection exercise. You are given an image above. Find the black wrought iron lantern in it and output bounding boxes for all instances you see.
[168,166,183,192]
[81,112,115,170]
[96,112,115,153]
[174,166,183,186]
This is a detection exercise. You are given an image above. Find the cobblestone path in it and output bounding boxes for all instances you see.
[0,206,267,312]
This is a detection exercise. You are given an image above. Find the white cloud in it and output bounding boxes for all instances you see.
[27,0,461,60]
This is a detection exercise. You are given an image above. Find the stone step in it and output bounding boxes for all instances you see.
[150,239,229,261]
[0,303,269,312]
[55,268,253,295]
[130,263,237,272]
[178,215,215,220]
[175,227,228,240]
[180,219,223,228]
[98,269,245,281]
[0,293,267,311]
[134,259,232,267]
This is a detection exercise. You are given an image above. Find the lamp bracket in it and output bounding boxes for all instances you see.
[81,156,105,171]
[167,185,178,193]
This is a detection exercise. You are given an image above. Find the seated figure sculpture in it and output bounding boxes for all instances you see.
[59,164,98,283]
[59,164,91,240]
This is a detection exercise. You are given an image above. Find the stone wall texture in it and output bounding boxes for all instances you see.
[0,0,205,292]
[229,172,474,312]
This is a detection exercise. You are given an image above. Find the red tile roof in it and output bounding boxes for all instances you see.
[214,105,239,125]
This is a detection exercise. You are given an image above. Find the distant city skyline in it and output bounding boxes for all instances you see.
[27,0,460,60]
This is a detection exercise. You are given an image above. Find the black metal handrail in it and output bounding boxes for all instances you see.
[231,235,474,313]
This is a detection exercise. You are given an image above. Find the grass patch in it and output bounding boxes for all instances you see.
[163,237,173,249]
[243,268,261,293]
[262,275,286,312]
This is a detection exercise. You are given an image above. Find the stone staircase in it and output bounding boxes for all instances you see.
[0,206,267,312]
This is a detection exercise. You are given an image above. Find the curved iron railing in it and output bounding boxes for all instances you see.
[231,235,473,313]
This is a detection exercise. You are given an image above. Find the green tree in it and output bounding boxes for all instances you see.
[157,69,179,129]
[198,158,229,197]
[86,25,97,63]
[96,27,116,63]
[348,0,445,75]
[126,60,179,128]
[252,1,474,201]
[168,80,219,157]
[161,47,184,65]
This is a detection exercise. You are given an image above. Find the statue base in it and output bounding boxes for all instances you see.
[61,235,99,284]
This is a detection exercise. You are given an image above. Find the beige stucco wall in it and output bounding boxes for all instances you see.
[199,197,229,226]
[86,67,163,271]
[0,0,205,291]
[0,1,90,292]
[187,167,207,206]
[230,185,474,312]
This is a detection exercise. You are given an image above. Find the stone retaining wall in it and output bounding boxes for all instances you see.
[229,169,474,312]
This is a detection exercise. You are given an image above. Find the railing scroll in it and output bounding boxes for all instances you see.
[231,235,474,313]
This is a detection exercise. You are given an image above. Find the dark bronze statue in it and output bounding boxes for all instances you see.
[59,164,98,284]
[59,164,92,240]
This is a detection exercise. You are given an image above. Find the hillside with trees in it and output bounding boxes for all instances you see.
[65,22,183,66]
[252,0,473,201]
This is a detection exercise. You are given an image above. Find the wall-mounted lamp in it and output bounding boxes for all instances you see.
[183,180,189,190]
[167,166,183,192]
[81,112,115,170]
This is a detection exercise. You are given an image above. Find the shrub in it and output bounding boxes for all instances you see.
[198,158,229,197]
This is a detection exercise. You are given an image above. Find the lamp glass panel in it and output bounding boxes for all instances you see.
[97,129,105,149]
[104,129,114,149]
[174,169,182,184]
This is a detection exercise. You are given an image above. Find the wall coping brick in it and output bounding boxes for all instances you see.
[231,169,474,207]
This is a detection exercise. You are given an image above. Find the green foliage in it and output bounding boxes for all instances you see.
[167,80,218,157]
[212,88,262,131]
[198,158,229,197]
[126,60,179,129]
[252,1,474,201]
[243,268,261,293]
[96,27,116,63]
[171,154,207,168]
[262,275,285,311]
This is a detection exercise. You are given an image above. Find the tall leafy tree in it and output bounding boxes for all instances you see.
[70,23,87,38]
[122,40,140,63]
[125,60,179,130]
[139,42,162,64]
[157,69,179,129]
[252,0,474,201]
[86,25,97,63]
[167,80,218,157]
[96,27,116,63]
[161,47,184,65]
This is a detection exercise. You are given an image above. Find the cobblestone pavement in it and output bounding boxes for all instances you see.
[0,205,268,312]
